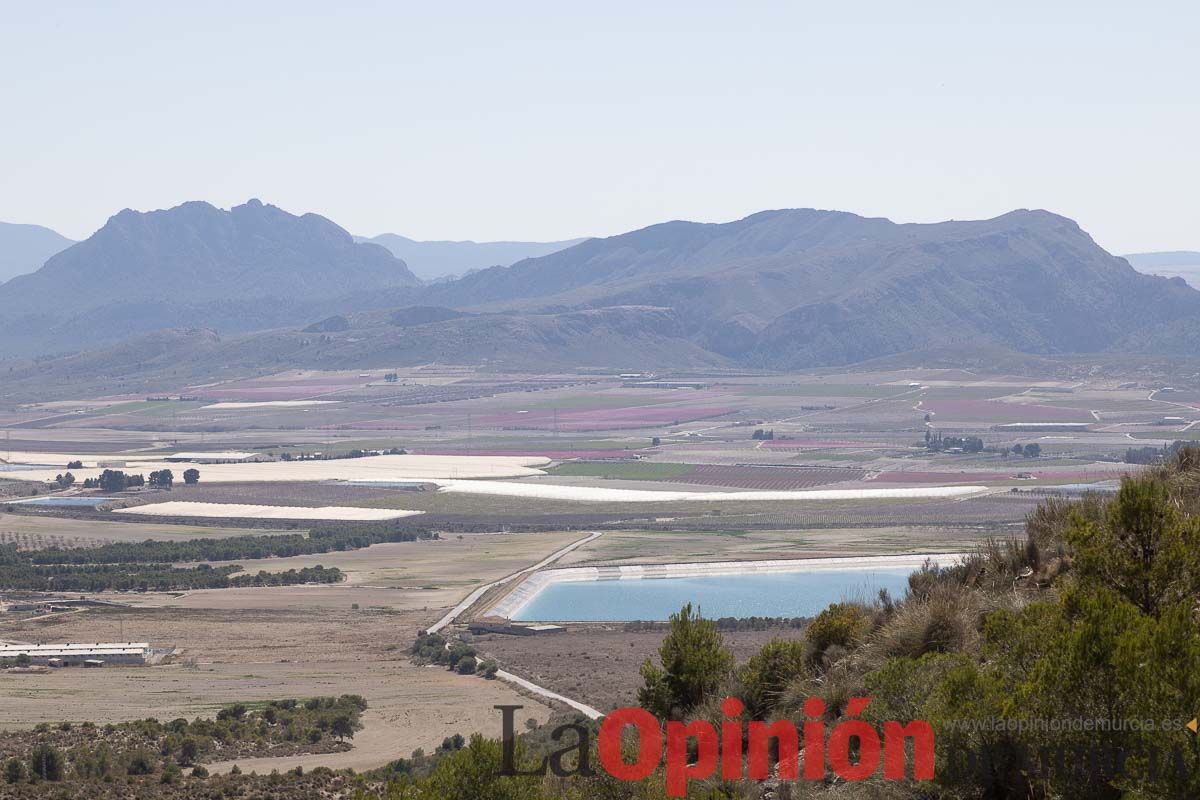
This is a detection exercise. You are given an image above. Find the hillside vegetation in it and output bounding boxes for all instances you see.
[368,450,1200,798]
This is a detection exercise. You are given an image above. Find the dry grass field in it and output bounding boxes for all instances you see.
[0,531,585,771]
[476,624,807,712]
[186,530,582,592]
[0,606,553,770]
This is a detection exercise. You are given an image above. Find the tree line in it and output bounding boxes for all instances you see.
[28,524,435,566]
[1124,438,1191,464]
[0,553,342,592]
[1,696,365,786]
[0,520,434,592]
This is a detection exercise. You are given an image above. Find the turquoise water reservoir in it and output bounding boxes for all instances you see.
[511,567,914,622]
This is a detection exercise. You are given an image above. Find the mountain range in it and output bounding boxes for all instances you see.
[0,199,418,355]
[2,200,1198,379]
[0,221,74,284]
[415,208,1200,368]
[355,233,585,281]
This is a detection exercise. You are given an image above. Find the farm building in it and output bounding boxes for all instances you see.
[164,451,274,464]
[0,642,151,666]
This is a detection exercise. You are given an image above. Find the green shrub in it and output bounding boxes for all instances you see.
[160,762,181,784]
[125,750,155,776]
[4,757,25,784]
[739,638,807,717]
[638,603,734,719]
[804,602,871,669]
[28,744,65,781]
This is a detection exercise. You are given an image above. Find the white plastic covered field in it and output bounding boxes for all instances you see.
[0,454,551,483]
[361,479,990,503]
[114,502,424,521]
[201,400,342,409]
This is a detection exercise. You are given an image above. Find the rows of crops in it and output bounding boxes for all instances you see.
[549,462,865,489]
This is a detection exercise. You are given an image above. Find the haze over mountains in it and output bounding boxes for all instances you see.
[2,200,1199,378]
[0,221,74,284]
[355,233,586,281]
[0,199,418,354]
[1124,251,1200,289]
[415,208,1200,367]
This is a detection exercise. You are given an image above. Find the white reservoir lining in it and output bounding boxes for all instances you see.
[491,552,962,619]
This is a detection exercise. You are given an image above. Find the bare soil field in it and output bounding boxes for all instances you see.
[476,625,806,712]
[0,529,589,774]
[0,608,553,769]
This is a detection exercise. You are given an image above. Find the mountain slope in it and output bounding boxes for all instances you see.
[356,233,587,281]
[0,305,727,401]
[0,221,75,284]
[420,209,1200,368]
[0,200,418,355]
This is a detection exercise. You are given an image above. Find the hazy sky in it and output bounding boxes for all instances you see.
[2,2,1196,253]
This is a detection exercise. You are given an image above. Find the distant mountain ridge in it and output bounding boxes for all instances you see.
[355,232,587,281]
[0,199,418,355]
[417,208,1200,368]
[0,221,74,284]
[4,203,1199,376]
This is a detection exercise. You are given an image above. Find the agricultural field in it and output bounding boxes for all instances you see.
[0,529,579,766]
[0,606,553,769]
[0,513,291,549]
[0,364,1182,775]
[555,526,993,567]
[548,462,866,489]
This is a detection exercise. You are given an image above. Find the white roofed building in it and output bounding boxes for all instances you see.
[0,642,151,666]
